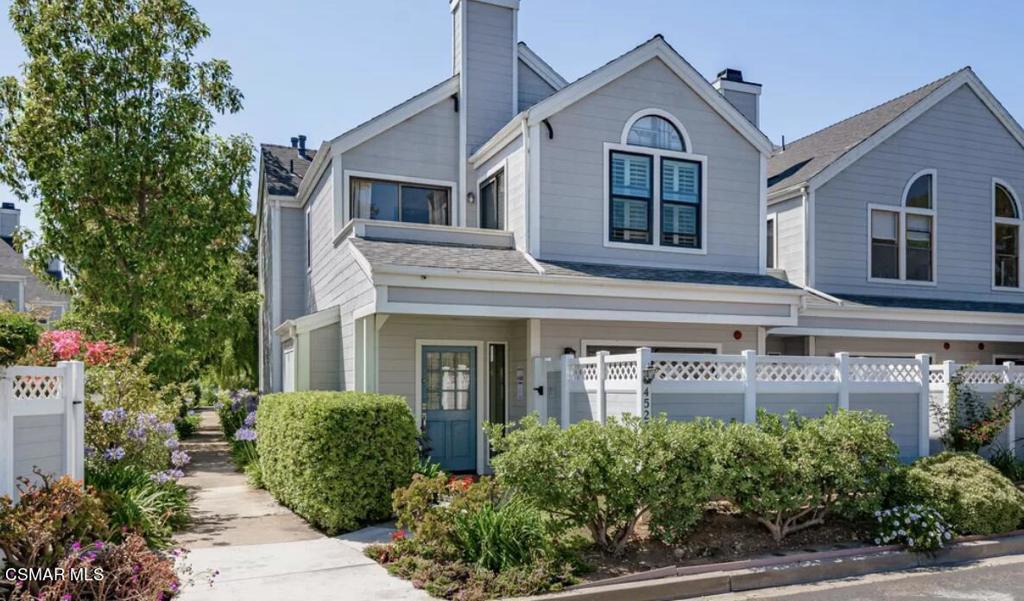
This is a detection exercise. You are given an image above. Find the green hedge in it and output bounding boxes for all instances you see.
[257,391,418,534]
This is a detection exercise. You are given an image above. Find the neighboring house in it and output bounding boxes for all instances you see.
[257,0,1024,472]
[767,68,1024,364]
[0,202,69,324]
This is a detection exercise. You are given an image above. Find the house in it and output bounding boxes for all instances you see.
[766,68,1024,365]
[257,0,1024,472]
[0,202,69,323]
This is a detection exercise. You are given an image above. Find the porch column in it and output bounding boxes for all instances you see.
[354,315,380,392]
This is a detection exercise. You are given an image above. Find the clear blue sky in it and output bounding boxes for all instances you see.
[1,0,1022,235]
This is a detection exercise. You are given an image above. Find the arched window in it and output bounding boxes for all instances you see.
[869,170,936,283]
[994,181,1021,289]
[626,115,686,152]
[607,110,705,252]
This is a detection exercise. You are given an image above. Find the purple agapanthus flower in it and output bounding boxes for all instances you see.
[243,411,257,428]
[158,422,176,436]
[136,412,159,428]
[171,449,191,467]
[164,437,179,449]
[127,426,147,441]
[84,445,95,458]
[101,407,127,423]
[233,427,257,442]
[103,446,126,462]
[150,471,174,484]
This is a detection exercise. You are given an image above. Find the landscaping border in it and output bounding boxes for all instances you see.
[517,530,1024,601]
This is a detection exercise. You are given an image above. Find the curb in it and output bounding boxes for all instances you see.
[517,530,1024,601]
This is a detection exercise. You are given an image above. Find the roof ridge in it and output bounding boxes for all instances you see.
[780,67,968,150]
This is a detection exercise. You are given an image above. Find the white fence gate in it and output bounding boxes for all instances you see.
[535,350,936,460]
[0,361,85,499]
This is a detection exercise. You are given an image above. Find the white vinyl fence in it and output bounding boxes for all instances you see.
[0,361,85,499]
[929,361,1024,456]
[534,350,934,460]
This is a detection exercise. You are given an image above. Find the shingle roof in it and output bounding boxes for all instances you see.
[350,236,796,290]
[538,260,797,289]
[767,68,967,194]
[349,237,540,274]
[260,144,317,197]
[832,293,1024,315]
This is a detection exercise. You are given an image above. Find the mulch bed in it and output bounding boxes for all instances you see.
[579,502,870,583]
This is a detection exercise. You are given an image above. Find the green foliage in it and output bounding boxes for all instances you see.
[933,368,1024,453]
[718,410,898,542]
[486,415,720,554]
[874,505,953,554]
[989,445,1024,482]
[894,452,1024,535]
[393,475,502,561]
[414,457,444,479]
[452,497,550,572]
[0,0,256,384]
[0,473,109,596]
[258,391,418,534]
[86,354,182,422]
[86,463,190,549]
[0,307,40,365]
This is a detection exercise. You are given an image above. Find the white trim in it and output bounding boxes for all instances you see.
[525,37,773,155]
[620,108,694,153]
[450,0,519,10]
[305,204,313,273]
[527,123,541,255]
[486,340,510,430]
[770,326,1024,343]
[712,78,763,96]
[342,171,458,227]
[332,157,344,238]
[760,156,769,274]
[800,303,1024,326]
[511,8,518,117]
[271,202,282,391]
[457,3,468,227]
[992,177,1023,292]
[866,194,938,287]
[516,42,568,90]
[766,212,778,270]
[414,339,488,474]
[469,116,524,167]
[603,142,709,255]
[581,339,722,356]
[476,159,509,231]
[806,187,816,287]
[807,70,1024,192]
[522,252,546,275]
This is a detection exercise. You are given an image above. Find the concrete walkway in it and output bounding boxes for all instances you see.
[175,409,429,601]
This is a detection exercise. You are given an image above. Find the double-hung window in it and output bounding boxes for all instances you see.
[479,168,505,230]
[349,177,451,226]
[869,170,936,283]
[606,112,706,251]
[994,180,1021,289]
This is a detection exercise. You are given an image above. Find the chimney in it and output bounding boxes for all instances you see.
[46,258,63,281]
[297,134,307,158]
[713,68,762,127]
[0,202,19,250]
[290,136,298,148]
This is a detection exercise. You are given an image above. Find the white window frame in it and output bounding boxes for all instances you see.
[581,339,722,356]
[992,177,1023,292]
[867,169,938,286]
[476,159,509,231]
[342,170,457,229]
[305,205,312,273]
[766,213,778,269]
[620,108,693,153]
[603,142,709,255]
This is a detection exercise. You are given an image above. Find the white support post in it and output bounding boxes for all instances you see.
[560,354,573,428]
[596,351,608,424]
[58,361,86,482]
[0,375,12,499]
[1004,361,1016,454]
[530,356,549,422]
[636,347,651,420]
[742,350,757,423]
[835,352,850,411]
[917,354,932,458]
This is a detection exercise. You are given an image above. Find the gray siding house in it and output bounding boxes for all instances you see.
[257,0,1024,472]
[0,202,68,323]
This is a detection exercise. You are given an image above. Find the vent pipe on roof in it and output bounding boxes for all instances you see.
[290,136,298,148]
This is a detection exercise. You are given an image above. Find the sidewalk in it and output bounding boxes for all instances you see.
[175,409,428,600]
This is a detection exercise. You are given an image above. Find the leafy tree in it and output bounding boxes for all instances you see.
[0,0,255,383]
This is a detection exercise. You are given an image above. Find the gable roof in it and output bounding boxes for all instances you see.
[524,35,773,155]
[0,242,67,305]
[260,144,317,197]
[768,67,1024,197]
[517,42,568,90]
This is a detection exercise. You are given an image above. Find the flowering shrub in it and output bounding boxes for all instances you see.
[0,473,109,596]
[87,402,187,476]
[9,535,181,600]
[21,328,127,367]
[874,505,953,553]
[215,388,259,439]
[0,307,41,365]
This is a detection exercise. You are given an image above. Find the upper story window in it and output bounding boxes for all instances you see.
[994,180,1021,289]
[606,110,706,253]
[350,177,451,226]
[479,168,505,230]
[869,170,936,284]
[766,216,777,269]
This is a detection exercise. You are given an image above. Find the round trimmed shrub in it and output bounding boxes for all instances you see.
[257,391,418,534]
[897,452,1024,535]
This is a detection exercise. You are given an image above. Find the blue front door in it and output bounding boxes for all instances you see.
[422,346,477,472]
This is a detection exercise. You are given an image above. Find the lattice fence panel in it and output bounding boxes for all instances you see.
[12,374,62,399]
[850,361,921,383]
[652,360,744,382]
[757,360,837,383]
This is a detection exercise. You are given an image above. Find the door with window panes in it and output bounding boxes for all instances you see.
[421,346,477,472]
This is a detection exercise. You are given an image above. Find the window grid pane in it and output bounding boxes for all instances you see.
[609,152,652,244]
[661,158,701,248]
[905,174,932,209]
[871,210,899,279]
[996,223,1019,288]
[905,214,932,281]
[626,115,685,152]
[996,185,1019,218]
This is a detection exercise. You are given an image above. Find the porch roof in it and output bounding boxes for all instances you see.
[825,293,1024,315]
[350,237,797,290]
